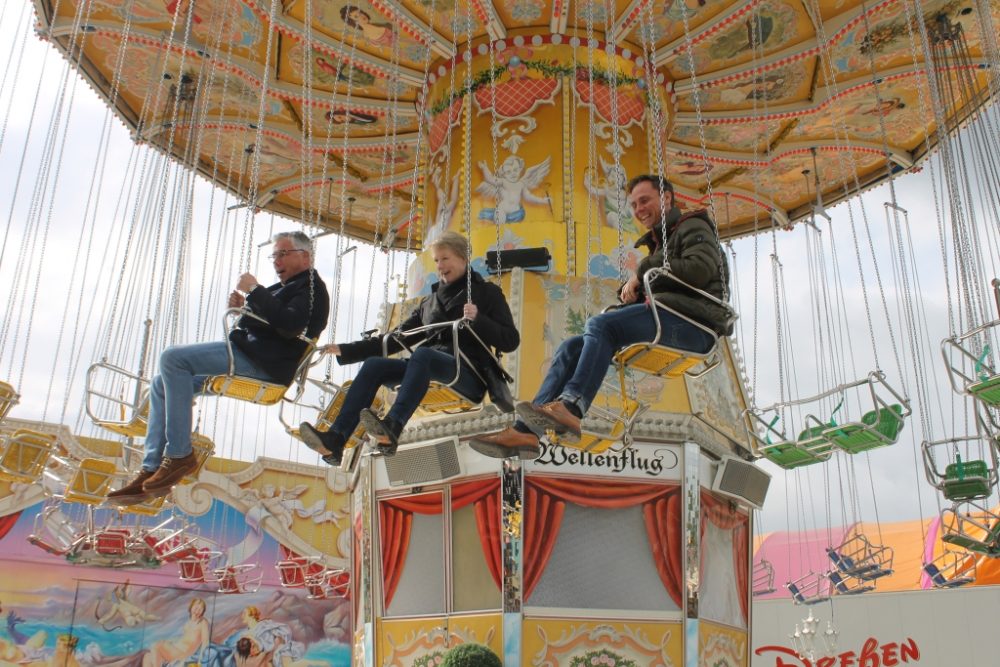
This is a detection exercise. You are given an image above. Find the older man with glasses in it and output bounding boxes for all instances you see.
[108,231,330,505]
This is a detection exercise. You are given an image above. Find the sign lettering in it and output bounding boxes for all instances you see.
[754,638,920,667]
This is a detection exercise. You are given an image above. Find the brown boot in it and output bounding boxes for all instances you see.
[142,452,199,497]
[515,400,582,442]
[469,427,541,460]
[106,469,155,506]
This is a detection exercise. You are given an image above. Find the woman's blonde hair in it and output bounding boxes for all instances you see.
[428,230,469,263]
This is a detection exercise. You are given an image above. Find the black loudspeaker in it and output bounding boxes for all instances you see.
[382,436,462,487]
[485,247,551,273]
[712,456,771,510]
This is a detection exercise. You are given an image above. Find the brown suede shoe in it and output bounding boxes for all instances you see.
[515,400,582,442]
[142,452,199,497]
[468,427,541,460]
[106,469,155,506]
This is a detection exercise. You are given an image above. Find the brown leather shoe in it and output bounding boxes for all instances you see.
[468,427,541,460]
[515,400,582,442]
[142,452,199,497]
[106,469,155,506]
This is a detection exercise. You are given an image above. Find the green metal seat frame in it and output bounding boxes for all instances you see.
[923,432,999,503]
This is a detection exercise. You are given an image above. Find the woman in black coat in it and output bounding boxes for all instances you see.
[299,231,520,464]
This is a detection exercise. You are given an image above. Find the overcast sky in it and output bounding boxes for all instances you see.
[1,4,998,539]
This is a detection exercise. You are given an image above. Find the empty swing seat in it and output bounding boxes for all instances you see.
[214,564,262,594]
[942,459,992,502]
[64,458,118,504]
[276,556,323,588]
[941,503,1000,557]
[0,429,56,483]
[760,441,830,469]
[752,559,776,596]
[786,579,830,605]
[0,380,19,422]
[829,571,875,595]
[968,374,1000,407]
[923,550,976,588]
[95,529,131,556]
[177,549,221,582]
[95,398,150,438]
[827,404,906,453]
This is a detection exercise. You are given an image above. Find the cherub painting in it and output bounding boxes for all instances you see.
[583,158,628,230]
[476,155,551,224]
[94,580,159,631]
[427,168,459,242]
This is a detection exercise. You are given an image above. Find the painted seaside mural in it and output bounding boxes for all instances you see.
[0,500,351,667]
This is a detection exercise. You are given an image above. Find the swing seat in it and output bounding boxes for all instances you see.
[177,549,221,582]
[968,374,1000,407]
[923,550,975,588]
[417,384,480,414]
[0,429,56,483]
[94,398,149,438]
[614,344,705,378]
[827,404,905,453]
[203,376,288,406]
[752,559,776,596]
[760,441,829,469]
[0,380,19,422]
[94,529,131,556]
[829,571,874,595]
[288,380,384,455]
[786,576,830,605]
[942,460,992,501]
[923,561,974,588]
[214,563,262,594]
[276,556,323,588]
[940,502,1000,556]
[28,534,72,556]
[306,568,349,599]
[548,396,643,454]
[829,533,894,580]
[64,458,118,504]
[120,494,168,516]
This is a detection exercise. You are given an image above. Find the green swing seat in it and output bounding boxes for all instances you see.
[968,374,1000,408]
[942,459,993,502]
[761,441,829,469]
[827,404,905,454]
[941,521,1000,557]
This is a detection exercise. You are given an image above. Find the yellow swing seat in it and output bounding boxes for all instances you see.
[0,380,20,422]
[203,308,318,406]
[0,429,56,483]
[64,458,118,504]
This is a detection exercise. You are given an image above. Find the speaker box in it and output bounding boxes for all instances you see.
[382,436,462,487]
[712,456,771,510]
[485,247,551,273]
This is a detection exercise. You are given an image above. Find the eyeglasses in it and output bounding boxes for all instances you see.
[268,249,306,260]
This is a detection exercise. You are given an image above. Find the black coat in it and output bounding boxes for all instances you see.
[337,271,519,375]
[632,207,733,336]
[230,269,331,385]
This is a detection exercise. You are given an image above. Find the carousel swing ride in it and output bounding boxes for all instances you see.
[1,0,1000,664]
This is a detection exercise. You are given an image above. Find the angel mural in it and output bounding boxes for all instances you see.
[427,168,459,243]
[583,158,628,230]
[95,580,159,631]
[476,155,551,225]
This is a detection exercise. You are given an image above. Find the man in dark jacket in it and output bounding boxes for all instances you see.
[109,231,330,504]
[471,174,732,459]
[298,231,520,465]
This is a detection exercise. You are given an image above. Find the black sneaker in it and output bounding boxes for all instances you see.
[359,409,402,456]
[299,422,346,465]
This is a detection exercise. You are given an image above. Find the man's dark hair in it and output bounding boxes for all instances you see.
[627,174,674,197]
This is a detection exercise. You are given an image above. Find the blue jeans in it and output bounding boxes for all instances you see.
[330,347,485,440]
[528,303,714,417]
[143,341,272,471]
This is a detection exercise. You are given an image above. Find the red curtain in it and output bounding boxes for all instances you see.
[0,511,21,542]
[701,492,749,623]
[378,478,501,608]
[523,477,683,605]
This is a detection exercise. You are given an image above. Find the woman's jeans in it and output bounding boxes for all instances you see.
[530,303,714,416]
[331,347,485,440]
